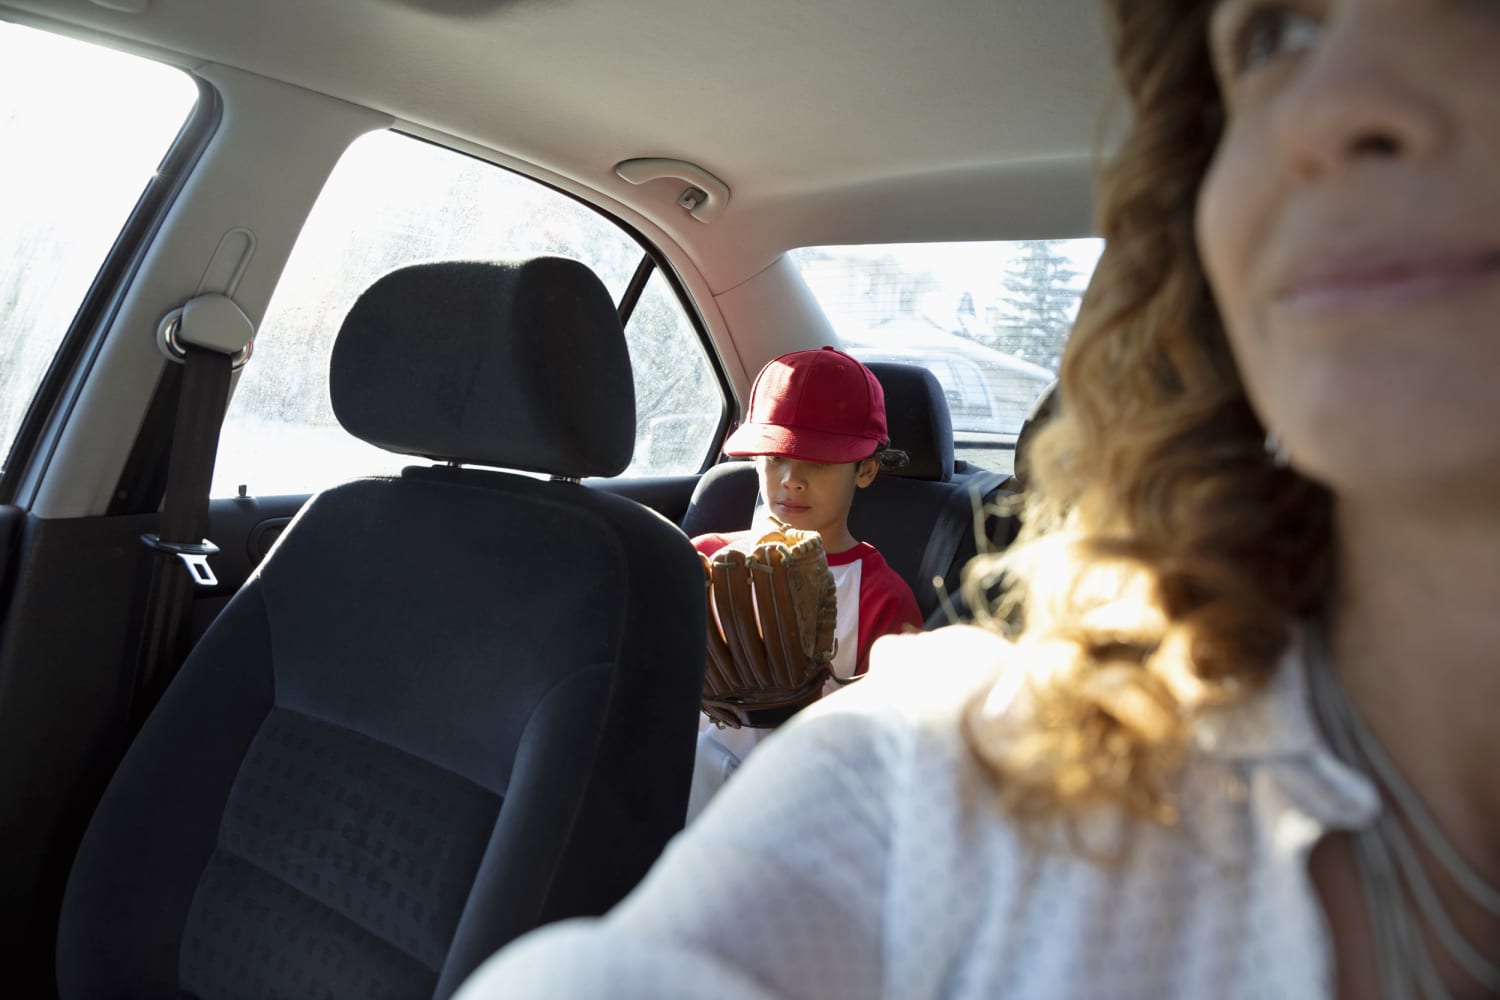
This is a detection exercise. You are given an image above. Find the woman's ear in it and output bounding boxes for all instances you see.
[855,456,880,488]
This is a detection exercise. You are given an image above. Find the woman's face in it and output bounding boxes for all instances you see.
[1197,0,1500,507]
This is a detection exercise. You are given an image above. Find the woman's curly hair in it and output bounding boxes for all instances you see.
[961,0,1333,824]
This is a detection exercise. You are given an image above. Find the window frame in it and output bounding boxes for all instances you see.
[204,129,733,498]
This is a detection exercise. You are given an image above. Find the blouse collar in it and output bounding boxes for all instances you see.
[1194,627,1381,830]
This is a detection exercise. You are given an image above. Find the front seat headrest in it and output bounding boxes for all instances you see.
[329,257,636,478]
[863,362,955,482]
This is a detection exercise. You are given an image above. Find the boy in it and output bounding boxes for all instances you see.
[687,347,921,817]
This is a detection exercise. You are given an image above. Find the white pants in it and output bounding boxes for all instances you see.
[685,718,780,822]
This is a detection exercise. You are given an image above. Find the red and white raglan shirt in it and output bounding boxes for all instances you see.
[686,531,922,818]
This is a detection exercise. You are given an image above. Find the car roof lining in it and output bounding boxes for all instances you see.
[1,0,1118,291]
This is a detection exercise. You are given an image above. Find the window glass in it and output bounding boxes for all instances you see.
[621,270,725,477]
[791,240,1103,475]
[214,130,724,496]
[0,22,197,472]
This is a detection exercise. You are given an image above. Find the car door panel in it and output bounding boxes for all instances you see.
[0,510,164,994]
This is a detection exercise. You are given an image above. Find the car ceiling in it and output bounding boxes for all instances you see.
[3,0,1117,291]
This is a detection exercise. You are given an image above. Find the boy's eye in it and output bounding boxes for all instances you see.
[760,456,792,476]
[1213,2,1321,80]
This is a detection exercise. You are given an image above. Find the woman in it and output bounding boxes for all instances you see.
[457,1,1500,996]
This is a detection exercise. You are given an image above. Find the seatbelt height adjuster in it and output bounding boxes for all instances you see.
[141,534,221,588]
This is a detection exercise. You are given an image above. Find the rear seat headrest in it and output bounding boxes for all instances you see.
[329,257,636,479]
[864,362,954,482]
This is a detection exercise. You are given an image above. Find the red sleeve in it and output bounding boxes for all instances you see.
[691,532,742,558]
[853,559,923,676]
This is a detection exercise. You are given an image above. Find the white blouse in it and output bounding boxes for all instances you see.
[456,625,1379,999]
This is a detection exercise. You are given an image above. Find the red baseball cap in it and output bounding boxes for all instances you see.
[723,346,888,463]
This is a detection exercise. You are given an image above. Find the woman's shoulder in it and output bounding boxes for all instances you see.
[683,627,1017,877]
[789,625,1016,747]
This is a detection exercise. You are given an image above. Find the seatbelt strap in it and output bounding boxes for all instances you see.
[131,295,252,727]
[917,471,1012,626]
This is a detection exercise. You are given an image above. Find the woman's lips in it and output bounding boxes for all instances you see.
[1275,249,1500,316]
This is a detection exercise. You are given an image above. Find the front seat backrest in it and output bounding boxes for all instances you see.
[57,258,707,999]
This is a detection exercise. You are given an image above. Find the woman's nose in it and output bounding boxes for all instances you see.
[1271,15,1445,183]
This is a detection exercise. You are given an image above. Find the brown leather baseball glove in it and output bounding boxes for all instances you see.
[700,519,839,729]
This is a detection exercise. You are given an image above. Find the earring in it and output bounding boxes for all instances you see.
[1264,430,1290,469]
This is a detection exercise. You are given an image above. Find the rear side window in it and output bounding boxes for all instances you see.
[792,240,1103,475]
[213,131,725,497]
[0,22,197,475]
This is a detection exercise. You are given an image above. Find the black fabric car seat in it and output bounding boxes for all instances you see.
[680,362,1019,625]
[56,258,707,999]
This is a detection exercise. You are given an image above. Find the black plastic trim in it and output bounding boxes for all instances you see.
[617,254,656,325]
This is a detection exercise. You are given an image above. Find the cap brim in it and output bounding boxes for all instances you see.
[723,422,882,463]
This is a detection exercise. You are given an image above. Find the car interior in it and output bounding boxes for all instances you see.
[0,0,1112,995]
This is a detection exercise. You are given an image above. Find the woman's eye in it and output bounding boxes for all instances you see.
[1219,4,1321,78]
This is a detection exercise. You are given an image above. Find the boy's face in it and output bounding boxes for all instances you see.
[755,454,878,541]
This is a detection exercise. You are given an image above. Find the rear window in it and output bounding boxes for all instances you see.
[791,240,1102,475]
